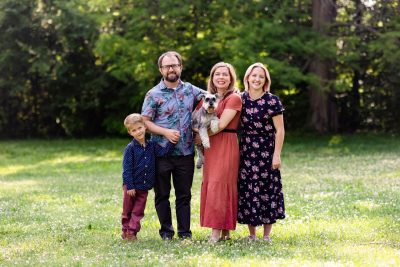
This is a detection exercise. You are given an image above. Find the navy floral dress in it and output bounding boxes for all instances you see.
[237,91,286,226]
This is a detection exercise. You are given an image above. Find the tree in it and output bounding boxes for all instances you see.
[0,0,108,137]
[309,0,338,133]
[335,0,400,132]
[1,0,399,137]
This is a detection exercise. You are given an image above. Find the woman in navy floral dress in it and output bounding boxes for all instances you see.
[238,63,285,241]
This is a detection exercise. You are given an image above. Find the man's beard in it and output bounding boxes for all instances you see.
[164,72,180,83]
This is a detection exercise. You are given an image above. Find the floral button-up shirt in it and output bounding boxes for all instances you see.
[141,79,205,156]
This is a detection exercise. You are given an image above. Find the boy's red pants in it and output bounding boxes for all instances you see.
[121,185,148,235]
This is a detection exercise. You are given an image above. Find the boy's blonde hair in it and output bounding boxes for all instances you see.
[124,113,144,129]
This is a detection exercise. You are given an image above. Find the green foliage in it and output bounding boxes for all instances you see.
[1,136,399,265]
[335,1,400,132]
[93,0,324,132]
[0,0,399,137]
[0,0,112,137]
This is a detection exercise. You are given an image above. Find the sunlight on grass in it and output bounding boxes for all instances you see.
[0,180,39,192]
[29,194,58,203]
[336,244,400,266]
[0,137,399,266]
[43,154,116,164]
[0,165,30,176]
[278,217,393,244]
[353,200,381,211]
[328,134,343,146]
[302,191,345,200]
[0,153,119,176]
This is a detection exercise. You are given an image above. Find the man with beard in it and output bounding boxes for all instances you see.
[141,51,205,240]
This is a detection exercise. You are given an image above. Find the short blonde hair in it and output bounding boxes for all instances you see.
[243,62,271,92]
[124,113,144,129]
[207,62,237,98]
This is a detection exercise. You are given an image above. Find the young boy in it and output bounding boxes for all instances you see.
[121,113,173,241]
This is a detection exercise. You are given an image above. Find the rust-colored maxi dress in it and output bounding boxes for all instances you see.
[200,93,242,230]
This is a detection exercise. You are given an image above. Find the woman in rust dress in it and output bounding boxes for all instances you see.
[200,62,242,242]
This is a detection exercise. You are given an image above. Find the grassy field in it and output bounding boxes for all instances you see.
[1,134,399,266]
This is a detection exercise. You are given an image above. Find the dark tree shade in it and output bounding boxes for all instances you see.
[0,0,399,137]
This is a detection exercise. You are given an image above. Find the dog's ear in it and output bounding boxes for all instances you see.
[200,94,205,100]
[214,93,220,99]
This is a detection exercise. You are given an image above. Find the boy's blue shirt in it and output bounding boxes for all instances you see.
[122,139,174,190]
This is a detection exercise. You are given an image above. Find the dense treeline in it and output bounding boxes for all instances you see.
[0,0,399,138]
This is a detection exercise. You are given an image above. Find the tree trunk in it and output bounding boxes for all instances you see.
[309,0,338,133]
[349,0,363,131]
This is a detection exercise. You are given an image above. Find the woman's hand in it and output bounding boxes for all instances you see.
[272,114,284,170]
[272,154,281,170]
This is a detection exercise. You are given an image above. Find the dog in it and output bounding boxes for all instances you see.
[192,93,220,169]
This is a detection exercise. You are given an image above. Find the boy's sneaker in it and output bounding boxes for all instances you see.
[121,232,127,240]
[126,233,137,241]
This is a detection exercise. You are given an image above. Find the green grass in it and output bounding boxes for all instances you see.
[1,134,399,266]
